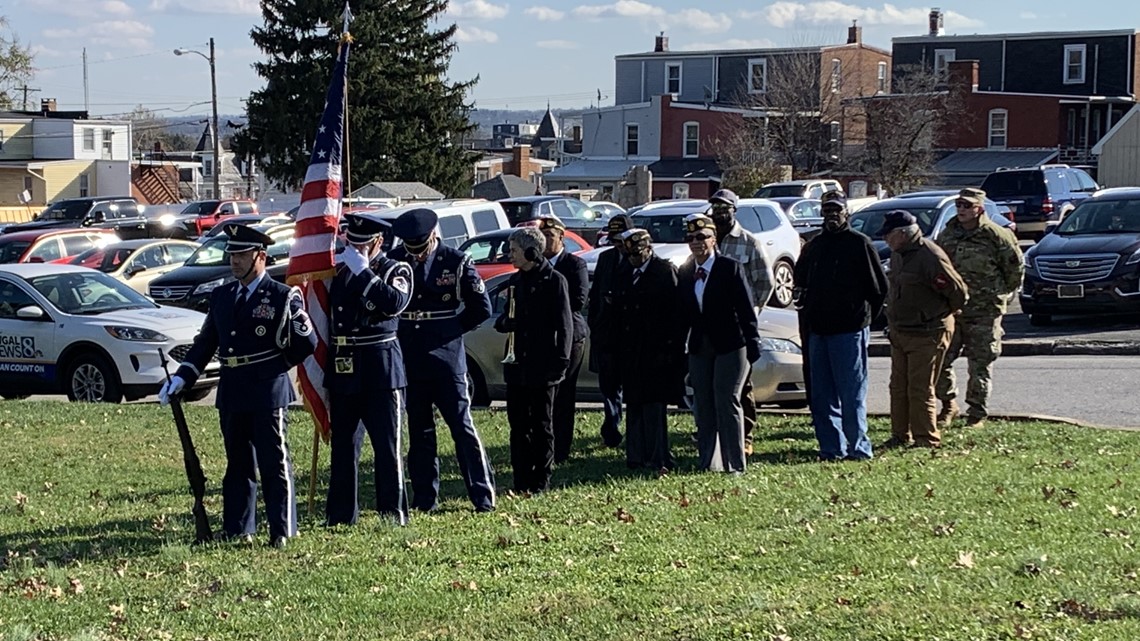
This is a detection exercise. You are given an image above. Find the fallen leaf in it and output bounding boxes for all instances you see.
[836,596,851,606]
[1111,478,1123,489]
[1042,486,1056,501]
[1059,499,1079,510]
[68,578,84,595]
[614,507,635,524]
[109,603,125,616]
[907,556,919,568]
[994,485,1006,495]
[671,559,688,569]
[955,550,975,569]
[924,484,935,499]
[174,600,191,612]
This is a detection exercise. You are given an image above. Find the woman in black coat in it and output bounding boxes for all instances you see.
[677,214,761,473]
[493,227,572,494]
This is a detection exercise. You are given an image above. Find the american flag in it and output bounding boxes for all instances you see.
[287,17,352,440]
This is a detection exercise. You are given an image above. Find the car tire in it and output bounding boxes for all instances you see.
[181,386,213,402]
[1029,313,1053,327]
[65,352,123,404]
[466,360,490,408]
[768,260,796,308]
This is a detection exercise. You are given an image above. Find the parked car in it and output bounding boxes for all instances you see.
[499,195,610,242]
[69,239,199,294]
[1020,188,1140,325]
[200,214,292,238]
[463,272,806,408]
[147,223,295,312]
[331,199,511,253]
[754,180,844,200]
[459,228,593,280]
[147,199,259,238]
[629,199,802,308]
[588,201,627,218]
[979,164,1099,239]
[0,264,220,402]
[1,197,149,240]
[0,229,118,265]
[767,197,824,241]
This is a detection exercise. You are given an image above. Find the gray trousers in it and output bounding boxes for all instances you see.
[689,337,749,473]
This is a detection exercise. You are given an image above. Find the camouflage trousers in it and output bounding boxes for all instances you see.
[935,315,1003,421]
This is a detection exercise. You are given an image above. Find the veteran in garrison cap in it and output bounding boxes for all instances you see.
[611,227,683,472]
[587,213,634,448]
[159,222,317,549]
[389,208,496,513]
[880,209,967,450]
[325,211,414,527]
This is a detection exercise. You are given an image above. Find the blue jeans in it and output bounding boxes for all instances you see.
[808,328,872,460]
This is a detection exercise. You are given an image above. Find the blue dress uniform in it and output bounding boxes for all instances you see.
[390,208,496,512]
[325,213,414,526]
[174,224,316,545]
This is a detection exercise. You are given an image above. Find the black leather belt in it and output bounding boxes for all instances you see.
[399,310,458,321]
[332,333,397,347]
[220,349,280,368]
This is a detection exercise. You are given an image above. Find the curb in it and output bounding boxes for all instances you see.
[758,409,1140,432]
[868,339,1140,358]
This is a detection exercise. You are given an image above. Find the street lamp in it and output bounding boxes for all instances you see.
[174,38,219,201]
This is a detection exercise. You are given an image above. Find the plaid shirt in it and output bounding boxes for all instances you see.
[718,222,773,308]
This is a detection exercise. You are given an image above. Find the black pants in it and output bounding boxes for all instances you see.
[326,388,407,526]
[595,350,623,447]
[219,408,296,540]
[506,383,557,493]
[741,372,756,445]
[553,340,585,463]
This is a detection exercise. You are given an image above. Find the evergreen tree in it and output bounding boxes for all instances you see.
[234,0,477,197]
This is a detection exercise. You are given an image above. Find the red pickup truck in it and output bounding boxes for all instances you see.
[148,200,259,238]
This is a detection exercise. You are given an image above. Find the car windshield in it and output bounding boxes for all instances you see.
[980,171,1045,198]
[850,207,941,240]
[630,212,696,244]
[1056,199,1140,235]
[461,236,511,264]
[754,185,806,198]
[185,236,229,266]
[0,241,32,264]
[70,247,133,272]
[26,271,155,314]
[180,201,221,216]
[501,202,534,226]
[35,201,91,221]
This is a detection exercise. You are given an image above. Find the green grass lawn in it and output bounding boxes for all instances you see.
[2,401,1140,640]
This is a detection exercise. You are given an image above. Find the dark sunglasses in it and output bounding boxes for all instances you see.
[686,234,714,242]
[955,200,975,209]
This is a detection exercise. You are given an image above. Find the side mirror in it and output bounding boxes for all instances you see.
[264,254,278,266]
[16,306,45,320]
[1044,222,1060,235]
[126,265,147,277]
[27,256,44,263]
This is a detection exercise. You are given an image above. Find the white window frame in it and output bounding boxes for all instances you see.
[101,128,113,156]
[625,123,639,157]
[82,128,95,151]
[665,62,682,95]
[79,173,89,197]
[830,58,841,93]
[204,158,213,177]
[748,58,767,94]
[934,48,955,77]
[988,108,1008,149]
[877,61,888,93]
[683,121,699,158]
[672,182,690,199]
[1064,44,1087,85]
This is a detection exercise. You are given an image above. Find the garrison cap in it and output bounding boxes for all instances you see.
[709,189,739,207]
[958,187,986,206]
[684,213,717,236]
[620,228,652,251]
[344,212,392,243]
[606,214,633,234]
[222,223,275,253]
[820,190,847,210]
[879,210,918,235]
[536,214,566,232]
[392,208,438,251]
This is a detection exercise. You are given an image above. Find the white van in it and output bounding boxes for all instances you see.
[367,199,511,251]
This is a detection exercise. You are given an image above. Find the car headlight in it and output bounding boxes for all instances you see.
[760,337,802,355]
[1126,248,1140,266]
[159,214,177,227]
[104,326,171,342]
[1024,251,1038,271]
[193,278,225,295]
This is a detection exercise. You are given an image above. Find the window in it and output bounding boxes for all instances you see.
[472,210,500,234]
[61,235,95,256]
[671,183,689,199]
[988,109,1008,148]
[78,174,89,197]
[734,207,763,233]
[756,205,784,232]
[0,282,37,319]
[22,175,31,193]
[475,168,489,183]
[0,131,5,151]
[877,61,888,92]
[625,124,639,156]
[1064,44,1086,84]
[665,62,682,94]
[830,58,841,93]
[167,244,195,264]
[438,214,468,247]
[934,48,955,77]
[82,128,95,151]
[828,121,840,143]
[101,129,113,156]
[28,239,62,263]
[204,159,213,177]
[683,122,699,158]
[748,58,767,93]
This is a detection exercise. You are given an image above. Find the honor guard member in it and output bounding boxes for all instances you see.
[390,208,497,513]
[159,223,316,549]
[325,212,414,527]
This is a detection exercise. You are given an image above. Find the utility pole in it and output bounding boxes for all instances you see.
[17,85,40,111]
[83,48,89,114]
[209,37,220,200]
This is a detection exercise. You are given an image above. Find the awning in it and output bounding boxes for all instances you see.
[647,158,721,181]
[544,159,639,182]
[932,149,1059,186]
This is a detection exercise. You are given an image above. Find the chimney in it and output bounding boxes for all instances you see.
[654,31,669,53]
[40,98,57,113]
[847,20,862,45]
[929,8,944,36]
[511,144,531,178]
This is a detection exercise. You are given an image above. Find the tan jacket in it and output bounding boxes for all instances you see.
[886,236,969,334]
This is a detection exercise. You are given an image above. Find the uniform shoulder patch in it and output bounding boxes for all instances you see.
[473,277,486,295]
[933,273,951,290]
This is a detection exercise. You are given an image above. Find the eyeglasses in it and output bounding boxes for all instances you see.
[686,234,713,243]
[955,201,975,209]
[710,204,733,212]
[821,207,844,215]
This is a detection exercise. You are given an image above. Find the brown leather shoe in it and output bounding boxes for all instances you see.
[964,416,986,429]
[743,442,754,456]
[880,436,913,450]
[937,401,959,428]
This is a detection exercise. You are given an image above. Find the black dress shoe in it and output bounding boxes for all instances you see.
[269,536,287,549]
[216,532,253,544]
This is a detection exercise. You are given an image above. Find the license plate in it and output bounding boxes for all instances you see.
[1057,284,1084,299]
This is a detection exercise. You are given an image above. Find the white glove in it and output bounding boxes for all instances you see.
[158,375,185,406]
[342,244,369,275]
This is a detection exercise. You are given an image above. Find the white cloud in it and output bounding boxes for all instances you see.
[148,0,260,16]
[572,1,666,19]
[42,20,155,49]
[448,0,509,19]
[525,6,565,21]
[454,26,499,43]
[22,0,133,18]
[680,38,778,51]
[754,2,981,30]
[537,39,579,49]
[29,43,68,58]
[673,9,731,33]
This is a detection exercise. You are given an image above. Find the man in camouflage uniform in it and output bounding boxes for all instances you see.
[934,188,1024,428]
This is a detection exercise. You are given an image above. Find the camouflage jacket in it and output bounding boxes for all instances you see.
[936,215,1023,318]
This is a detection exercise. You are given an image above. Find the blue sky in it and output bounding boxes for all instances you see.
[8,0,1138,119]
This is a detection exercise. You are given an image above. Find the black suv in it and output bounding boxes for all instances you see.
[1,197,149,240]
[979,165,1099,240]
[1021,188,1140,324]
[499,196,610,242]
